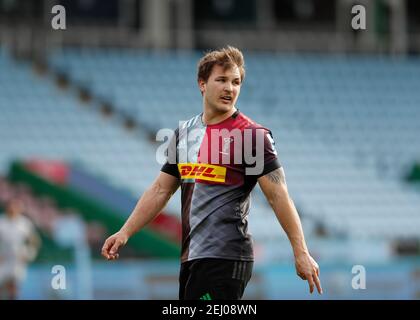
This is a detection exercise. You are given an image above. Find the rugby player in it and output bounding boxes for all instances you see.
[102,46,322,299]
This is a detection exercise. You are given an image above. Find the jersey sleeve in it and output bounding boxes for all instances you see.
[160,128,180,179]
[245,127,281,178]
[261,129,281,177]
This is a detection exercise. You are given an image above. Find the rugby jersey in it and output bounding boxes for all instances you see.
[161,110,281,262]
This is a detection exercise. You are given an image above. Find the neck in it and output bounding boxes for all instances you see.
[202,106,237,125]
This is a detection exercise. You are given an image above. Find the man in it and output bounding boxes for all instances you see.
[102,46,322,299]
[0,199,40,299]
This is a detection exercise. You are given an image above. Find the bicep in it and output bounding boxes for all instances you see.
[258,167,288,200]
[258,167,287,187]
[155,171,180,196]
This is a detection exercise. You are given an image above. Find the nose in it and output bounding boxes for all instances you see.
[224,82,233,93]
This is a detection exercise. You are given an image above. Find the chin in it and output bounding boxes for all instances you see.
[217,103,233,112]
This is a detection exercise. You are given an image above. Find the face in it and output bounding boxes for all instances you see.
[199,64,241,114]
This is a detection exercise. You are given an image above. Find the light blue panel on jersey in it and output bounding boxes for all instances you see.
[177,114,207,183]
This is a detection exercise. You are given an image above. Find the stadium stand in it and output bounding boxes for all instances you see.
[1,46,420,263]
[47,48,420,243]
[0,48,181,217]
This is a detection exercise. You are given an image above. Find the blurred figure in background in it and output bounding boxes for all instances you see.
[0,198,41,299]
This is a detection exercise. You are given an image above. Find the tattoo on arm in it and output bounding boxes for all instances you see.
[266,168,287,186]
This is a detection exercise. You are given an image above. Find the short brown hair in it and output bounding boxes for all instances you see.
[197,46,245,83]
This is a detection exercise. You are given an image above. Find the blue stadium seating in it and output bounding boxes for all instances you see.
[47,48,420,243]
[1,47,420,260]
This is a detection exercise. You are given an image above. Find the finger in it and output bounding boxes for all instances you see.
[110,253,119,260]
[307,275,315,294]
[102,237,114,251]
[108,251,119,258]
[313,274,323,294]
[109,240,122,255]
[101,245,108,258]
[297,271,306,280]
[313,262,319,276]
[101,239,114,258]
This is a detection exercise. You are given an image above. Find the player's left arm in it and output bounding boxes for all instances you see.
[258,167,323,294]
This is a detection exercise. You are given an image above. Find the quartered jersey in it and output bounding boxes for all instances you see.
[161,109,281,262]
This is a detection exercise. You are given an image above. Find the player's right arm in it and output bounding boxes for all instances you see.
[101,171,180,260]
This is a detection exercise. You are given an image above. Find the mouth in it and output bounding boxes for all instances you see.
[220,95,233,103]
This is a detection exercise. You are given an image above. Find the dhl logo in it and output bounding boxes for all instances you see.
[178,163,226,183]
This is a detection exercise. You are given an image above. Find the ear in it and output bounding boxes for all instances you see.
[198,79,206,95]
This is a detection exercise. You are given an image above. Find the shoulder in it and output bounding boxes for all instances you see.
[178,113,202,131]
[235,112,272,134]
[166,114,201,141]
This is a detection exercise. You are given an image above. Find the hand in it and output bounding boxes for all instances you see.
[101,231,129,261]
[295,253,323,294]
